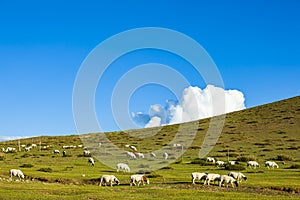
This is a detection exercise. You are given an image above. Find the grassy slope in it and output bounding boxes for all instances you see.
[0,96,299,199]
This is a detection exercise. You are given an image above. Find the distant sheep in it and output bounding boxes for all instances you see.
[24,147,31,152]
[265,161,279,169]
[219,175,238,188]
[135,152,145,159]
[6,147,16,153]
[191,172,207,184]
[130,174,149,186]
[127,151,136,159]
[88,157,95,166]
[53,149,60,154]
[204,173,221,186]
[10,169,25,181]
[150,152,156,159]
[116,163,130,173]
[84,150,91,156]
[228,172,247,183]
[247,161,260,169]
[129,145,137,152]
[163,152,168,160]
[206,157,215,164]
[228,161,239,165]
[99,175,120,186]
[215,161,225,167]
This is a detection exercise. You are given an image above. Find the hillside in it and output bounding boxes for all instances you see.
[0,96,299,199]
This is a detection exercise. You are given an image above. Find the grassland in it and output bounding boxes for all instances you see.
[0,96,299,199]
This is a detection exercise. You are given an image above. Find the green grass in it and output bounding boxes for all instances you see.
[0,96,299,199]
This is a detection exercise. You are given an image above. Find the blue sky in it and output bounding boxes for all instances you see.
[0,0,299,138]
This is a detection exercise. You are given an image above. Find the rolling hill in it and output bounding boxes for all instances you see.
[0,96,299,199]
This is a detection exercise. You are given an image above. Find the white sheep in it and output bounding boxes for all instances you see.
[126,151,136,159]
[83,150,91,156]
[99,175,120,186]
[191,172,207,184]
[228,161,239,165]
[247,161,260,169]
[130,174,149,186]
[215,160,225,167]
[10,169,25,181]
[203,173,221,186]
[116,163,130,173]
[88,157,95,166]
[6,147,16,153]
[265,161,279,169]
[206,157,215,164]
[163,152,168,160]
[129,145,137,152]
[53,149,60,154]
[219,175,238,187]
[228,172,247,183]
[150,152,156,159]
[135,152,145,159]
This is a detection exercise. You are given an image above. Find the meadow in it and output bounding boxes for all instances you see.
[0,96,299,199]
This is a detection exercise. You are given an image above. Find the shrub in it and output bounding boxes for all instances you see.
[288,164,300,169]
[190,158,207,166]
[273,154,293,161]
[225,164,246,171]
[20,164,34,168]
[38,168,53,173]
[236,155,256,162]
[21,153,32,158]
[0,156,5,161]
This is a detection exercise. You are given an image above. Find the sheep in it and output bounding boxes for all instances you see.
[9,169,25,181]
[191,172,207,184]
[88,157,95,166]
[129,145,137,152]
[84,150,91,156]
[24,147,31,152]
[130,174,149,186]
[53,149,60,154]
[265,161,279,169]
[77,144,83,148]
[150,152,156,159]
[126,151,136,159]
[62,145,70,149]
[116,163,130,173]
[206,157,215,164]
[203,173,221,186]
[6,147,16,153]
[31,144,37,148]
[163,152,168,160]
[247,161,260,169]
[228,172,247,183]
[215,161,225,167]
[219,175,238,188]
[62,151,67,157]
[99,175,120,186]
[228,161,239,165]
[135,152,145,159]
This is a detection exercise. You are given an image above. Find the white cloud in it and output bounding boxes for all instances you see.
[132,85,246,128]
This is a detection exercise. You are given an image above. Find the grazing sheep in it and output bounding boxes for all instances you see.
[24,147,31,152]
[219,175,238,188]
[62,151,67,157]
[6,147,16,153]
[99,175,120,186]
[150,152,156,159]
[265,161,279,169]
[84,150,91,156]
[247,161,260,169]
[135,152,145,159]
[31,144,37,148]
[10,169,25,181]
[191,172,207,184]
[130,145,137,152]
[116,163,130,173]
[204,173,221,186]
[215,161,225,167]
[130,174,149,186]
[127,151,136,159]
[77,144,83,148]
[53,149,60,154]
[88,157,95,166]
[228,172,247,183]
[163,152,168,160]
[228,161,239,165]
[206,157,215,164]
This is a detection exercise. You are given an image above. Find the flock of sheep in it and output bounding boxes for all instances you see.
[2,143,280,188]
